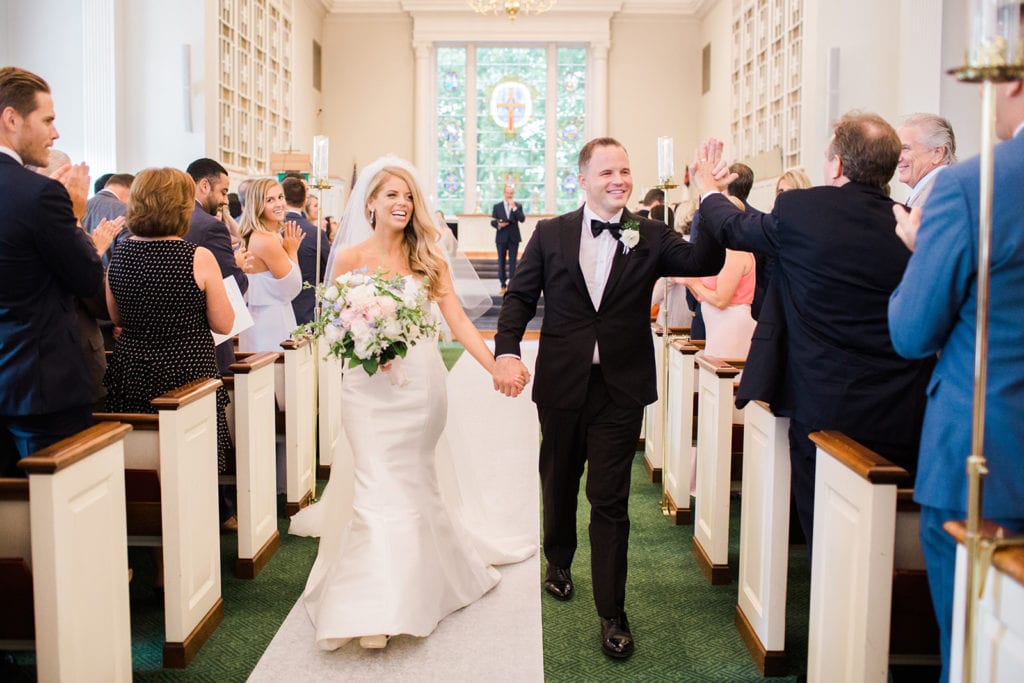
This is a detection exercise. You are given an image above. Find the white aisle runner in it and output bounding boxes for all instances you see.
[250,342,542,683]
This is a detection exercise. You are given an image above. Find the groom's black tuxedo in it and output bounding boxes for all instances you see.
[495,207,724,408]
[495,206,724,619]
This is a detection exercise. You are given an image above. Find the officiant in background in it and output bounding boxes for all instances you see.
[490,185,525,295]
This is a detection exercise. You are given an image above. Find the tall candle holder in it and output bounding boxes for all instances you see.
[947,2,1024,680]
[308,133,331,501]
[651,178,679,517]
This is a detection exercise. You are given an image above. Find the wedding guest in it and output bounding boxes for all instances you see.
[238,178,304,352]
[681,196,756,359]
[305,193,319,225]
[282,176,328,325]
[0,66,103,475]
[692,115,933,556]
[896,113,957,209]
[186,157,248,374]
[775,167,812,196]
[888,69,1024,682]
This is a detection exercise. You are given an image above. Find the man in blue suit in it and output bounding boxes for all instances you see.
[889,74,1024,682]
[490,185,525,294]
[186,157,248,375]
[281,176,329,325]
[0,67,104,475]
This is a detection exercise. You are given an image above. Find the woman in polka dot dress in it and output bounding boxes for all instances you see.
[103,167,236,472]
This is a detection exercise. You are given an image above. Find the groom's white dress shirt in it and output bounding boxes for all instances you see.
[581,204,624,365]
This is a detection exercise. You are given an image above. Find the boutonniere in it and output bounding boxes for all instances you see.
[619,219,641,253]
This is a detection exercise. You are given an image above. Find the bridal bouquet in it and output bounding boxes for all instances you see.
[294,268,439,380]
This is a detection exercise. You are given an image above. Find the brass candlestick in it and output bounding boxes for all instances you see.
[653,180,678,516]
[309,178,332,501]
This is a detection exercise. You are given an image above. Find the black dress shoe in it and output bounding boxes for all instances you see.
[600,613,635,659]
[543,564,574,601]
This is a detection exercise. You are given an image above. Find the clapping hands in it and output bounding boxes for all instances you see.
[492,356,531,398]
[91,216,126,256]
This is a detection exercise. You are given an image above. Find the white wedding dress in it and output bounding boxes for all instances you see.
[289,285,535,650]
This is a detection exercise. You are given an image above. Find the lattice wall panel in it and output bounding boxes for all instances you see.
[731,0,802,170]
[218,0,293,174]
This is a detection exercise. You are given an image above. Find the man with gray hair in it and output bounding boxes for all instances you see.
[897,113,957,208]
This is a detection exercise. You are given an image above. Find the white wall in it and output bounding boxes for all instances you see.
[940,0,980,160]
[4,0,86,164]
[608,15,702,208]
[320,13,415,181]
[290,0,326,162]
[0,0,10,65]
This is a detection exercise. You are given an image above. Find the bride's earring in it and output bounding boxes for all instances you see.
[369,209,375,227]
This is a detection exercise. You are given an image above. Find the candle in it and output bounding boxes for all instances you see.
[657,136,674,183]
[312,135,329,181]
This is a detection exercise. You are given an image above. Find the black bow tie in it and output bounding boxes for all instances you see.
[591,219,621,239]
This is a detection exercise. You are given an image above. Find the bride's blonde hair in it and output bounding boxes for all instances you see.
[239,178,283,249]
[366,166,449,300]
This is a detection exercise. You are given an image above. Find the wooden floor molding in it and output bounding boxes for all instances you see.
[284,491,312,517]
[643,455,662,484]
[163,598,224,668]
[692,535,731,585]
[735,604,787,677]
[236,531,281,580]
[665,489,692,525]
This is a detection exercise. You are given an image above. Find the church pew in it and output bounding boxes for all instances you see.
[94,378,225,668]
[279,338,316,515]
[692,353,743,585]
[316,338,350,481]
[663,338,701,524]
[224,351,281,579]
[0,422,133,682]
[806,431,938,682]
[643,323,667,483]
[735,400,791,676]
[946,521,1024,682]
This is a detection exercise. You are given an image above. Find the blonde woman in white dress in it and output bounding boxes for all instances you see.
[238,177,305,352]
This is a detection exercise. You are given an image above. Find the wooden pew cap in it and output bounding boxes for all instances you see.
[18,422,133,475]
[695,352,743,377]
[809,431,910,485]
[229,351,278,374]
[944,520,1024,588]
[150,378,223,411]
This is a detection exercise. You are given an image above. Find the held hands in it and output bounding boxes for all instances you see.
[690,138,736,196]
[91,216,126,256]
[492,356,531,398]
[892,204,921,252]
[281,220,305,258]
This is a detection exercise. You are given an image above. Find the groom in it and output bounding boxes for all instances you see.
[492,137,725,658]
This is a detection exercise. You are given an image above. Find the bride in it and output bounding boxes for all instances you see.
[289,156,534,651]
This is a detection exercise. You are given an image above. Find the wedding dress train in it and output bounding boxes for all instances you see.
[290,332,535,650]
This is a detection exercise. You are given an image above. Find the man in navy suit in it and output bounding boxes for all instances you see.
[0,67,103,475]
[493,138,725,659]
[281,176,329,325]
[490,185,525,294]
[889,73,1024,682]
[186,157,248,375]
[693,112,933,556]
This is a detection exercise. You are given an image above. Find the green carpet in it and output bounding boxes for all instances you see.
[541,455,811,682]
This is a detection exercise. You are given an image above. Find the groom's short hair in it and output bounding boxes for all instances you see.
[578,137,626,173]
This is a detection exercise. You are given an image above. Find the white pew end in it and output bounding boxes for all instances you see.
[664,338,701,524]
[95,377,225,668]
[735,399,791,675]
[0,422,133,682]
[227,352,281,579]
[692,352,742,585]
[280,338,315,515]
[947,520,1024,682]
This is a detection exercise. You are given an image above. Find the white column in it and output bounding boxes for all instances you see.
[589,40,609,138]
[545,44,558,215]
[413,42,433,183]
[82,0,118,172]
[897,0,944,115]
[464,46,478,215]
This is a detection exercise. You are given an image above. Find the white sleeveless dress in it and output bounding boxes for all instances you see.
[290,278,535,650]
[239,262,302,352]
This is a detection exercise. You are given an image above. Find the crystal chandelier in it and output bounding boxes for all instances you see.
[468,0,557,20]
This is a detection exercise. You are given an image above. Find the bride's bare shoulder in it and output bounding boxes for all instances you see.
[330,243,375,279]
